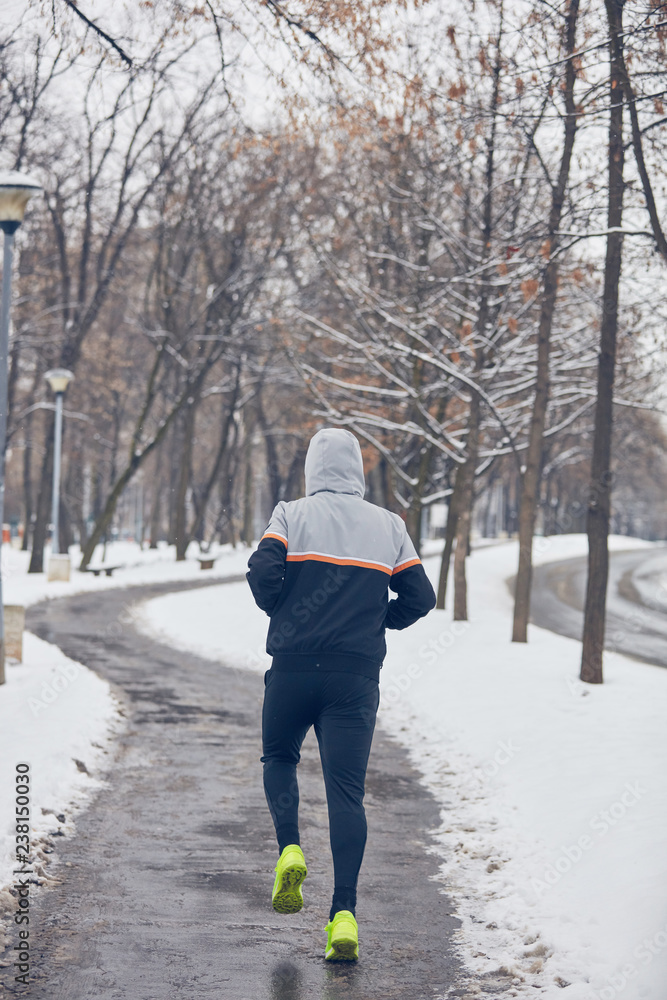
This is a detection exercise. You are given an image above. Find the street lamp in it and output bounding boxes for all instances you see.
[44,368,74,563]
[0,170,42,684]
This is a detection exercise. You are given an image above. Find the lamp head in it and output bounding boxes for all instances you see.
[44,368,74,394]
[0,171,42,233]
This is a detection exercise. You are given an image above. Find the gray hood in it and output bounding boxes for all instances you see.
[304,428,365,497]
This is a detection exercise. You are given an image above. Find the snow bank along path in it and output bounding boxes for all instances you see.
[137,535,667,1000]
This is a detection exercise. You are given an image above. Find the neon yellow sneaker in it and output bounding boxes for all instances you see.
[271,845,307,914]
[324,910,359,961]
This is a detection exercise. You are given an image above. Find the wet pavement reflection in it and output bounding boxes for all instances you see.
[270,961,302,1000]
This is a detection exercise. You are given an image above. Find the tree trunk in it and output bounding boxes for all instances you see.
[216,465,237,546]
[60,495,74,553]
[167,418,181,546]
[149,486,162,548]
[366,455,386,508]
[580,1,625,684]
[284,444,307,503]
[436,467,464,609]
[453,396,481,621]
[453,532,467,621]
[148,446,164,548]
[188,367,241,546]
[79,373,197,569]
[28,415,55,573]
[80,459,140,565]
[241,427,255,546]
[407,439,437,556]
[512,0,580,642]
[75,505,88,551]
[174,394,198,561]
[451,10,504,619]
[216,417,241,546]
[256,389,282,507]
[21,407,33,551]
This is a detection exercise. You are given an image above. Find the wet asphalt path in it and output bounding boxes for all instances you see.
[0,577,505,1000]
[530,547,667,667]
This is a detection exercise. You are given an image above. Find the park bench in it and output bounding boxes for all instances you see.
[82,564,124,577]
[197,556,219,570]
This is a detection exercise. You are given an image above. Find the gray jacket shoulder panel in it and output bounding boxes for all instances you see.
[267,492,415,575]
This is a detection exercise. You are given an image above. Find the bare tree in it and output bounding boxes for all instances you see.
[512,0,580,642]
[580,0,626,685]
[15,41,224,570]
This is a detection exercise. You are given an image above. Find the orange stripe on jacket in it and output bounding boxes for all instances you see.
[285,552,392,576]
[392,557,421,575]
[262,532,287,547]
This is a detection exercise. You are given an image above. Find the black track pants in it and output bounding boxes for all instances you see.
[261,668,379,901]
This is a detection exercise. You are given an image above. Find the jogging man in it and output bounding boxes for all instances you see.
[246,427,436,961]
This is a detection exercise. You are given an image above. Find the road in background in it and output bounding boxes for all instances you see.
[530,548,667,667]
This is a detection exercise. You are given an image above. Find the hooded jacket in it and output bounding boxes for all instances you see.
[246,428,436,680]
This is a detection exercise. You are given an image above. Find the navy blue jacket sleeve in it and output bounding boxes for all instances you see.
[385,527,436,630]
[246,504,288,615]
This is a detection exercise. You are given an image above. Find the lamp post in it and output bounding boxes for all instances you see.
[0,171,42,684]
[44,369,74,567]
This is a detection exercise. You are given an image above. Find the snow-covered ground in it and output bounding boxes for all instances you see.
[137,534,667,1000]
[0,540,252,922]
[0,539,253,609]
[0,634,121,927]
